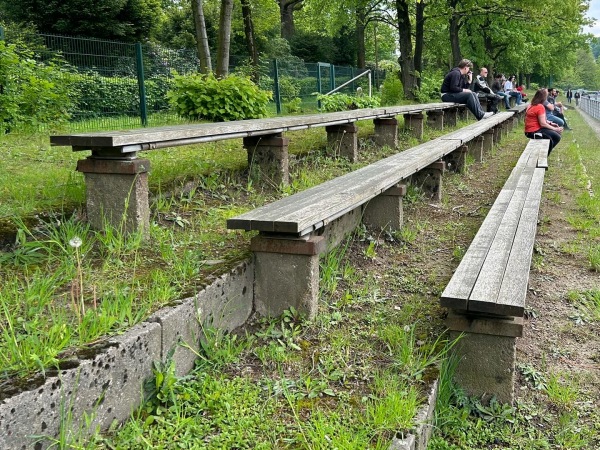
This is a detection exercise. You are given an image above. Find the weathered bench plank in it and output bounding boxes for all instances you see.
[439,112,511,144]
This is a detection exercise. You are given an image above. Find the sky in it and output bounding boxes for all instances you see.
[585,0,600,36]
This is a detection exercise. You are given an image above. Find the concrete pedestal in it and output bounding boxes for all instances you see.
[373,117,398,149]
[363,184,407,231]
[483,130,495,154]
[411,161,445,201]
[326,123,359,161]
[403,113,425,139]
[444,146,468,173]
[468,137,484,163]
[427,110,444,130]
[458,105,469,121]
[445,108,458,127]
[244,133,289,186]
[77,157,150,237]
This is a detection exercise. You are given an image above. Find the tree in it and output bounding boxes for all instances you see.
[278,0,304,39]
[216,0,235,77]
[192,0,213,73]
[395,0,419,98]
[240,0,259,81]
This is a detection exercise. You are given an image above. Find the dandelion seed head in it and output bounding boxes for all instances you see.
[69,237,82,248]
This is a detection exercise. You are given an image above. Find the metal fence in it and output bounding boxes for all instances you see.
[580,94,600,120]
[3,28,384,130]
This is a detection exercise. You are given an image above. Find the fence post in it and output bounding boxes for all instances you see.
[273,59,282,115]
[330,63,335,93]
[0,26,4,41]
[135,43,148,127]
[317,64,322,109]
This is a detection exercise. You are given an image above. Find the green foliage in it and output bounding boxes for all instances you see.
[167,73,272,122]
[0,40,72,132]
[278,75,301,100]
[381,71,404,106]
[414,70,444,103]
[317,92,380,112]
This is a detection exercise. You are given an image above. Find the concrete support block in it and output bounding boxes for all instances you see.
[244,133,289,186]
[148,261,254,377]
[403,113,424,140]
[373,117,398,149]
[326,123,359,161]
[449,330,517,405]
[468,137,485,163]
[445,108,458,127]
[363,184,407,231]
[478,97,488,113]
[483,130,495,154]
[458,105,469,121]
[426,110,444,130]
[77,157,150,237]
[411,161,444,202]
[444,146,468,173]
[252,236,325,319]
[493,125,502,144]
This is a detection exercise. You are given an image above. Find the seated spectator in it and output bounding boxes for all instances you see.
[525,88,562,154]
[548,88,571,130]
[440,59,491,120]
[503,75,523,106]
[516,84,528,101]
[492,73,510,109]
[473,67,501,114]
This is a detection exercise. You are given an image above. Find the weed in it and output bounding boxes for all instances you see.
[545,372,578,410]
[588,243,600,272]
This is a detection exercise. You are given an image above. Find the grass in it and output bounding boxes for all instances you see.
[2,107,600,448]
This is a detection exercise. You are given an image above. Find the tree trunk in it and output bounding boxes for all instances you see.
[191,0,212,73]
[240,0,259,82]
[448,0,462,66]
[356,10,367,69]
[216,0,234,78]
[396,0,417,99]
[414,0,425,89]
[279,0,303,40]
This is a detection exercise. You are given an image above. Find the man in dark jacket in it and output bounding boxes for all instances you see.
[473,67,501,114]
[441,59,491,120]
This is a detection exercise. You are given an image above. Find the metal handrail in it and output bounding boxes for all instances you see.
[325,69,372,97]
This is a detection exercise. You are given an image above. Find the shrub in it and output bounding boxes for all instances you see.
[167,73,272,121]
[278,76,301,101]
[413,70,444,103]
[381,72,404,106]
[316,93,381,112]
[0,40,72,131]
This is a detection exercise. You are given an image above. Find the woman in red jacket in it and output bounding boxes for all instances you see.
[524,88,562,154]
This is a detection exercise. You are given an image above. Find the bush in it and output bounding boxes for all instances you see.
[167,73,272,122]
[414,70,444,103]
[381,72,404,106]
[0,40,72,131]
[316,93,381,112]
[278,76,301,101]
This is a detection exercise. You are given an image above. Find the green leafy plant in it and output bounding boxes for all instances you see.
[167,73,272,121]
[316,92,380,112]
[380,72,404,106]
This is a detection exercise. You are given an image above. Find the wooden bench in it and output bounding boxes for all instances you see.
[227,112,516,320]
[439,138,549,404]
[50,103,464,235]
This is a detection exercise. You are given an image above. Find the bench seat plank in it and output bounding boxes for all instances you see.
[440,141,544,311]
[439,112,512,144]
[51,103,459,151]
[228,139,460,235]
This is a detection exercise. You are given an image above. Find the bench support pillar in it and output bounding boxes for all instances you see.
[493,125,502,145]
[411,160,445,201]
[76,157,150,237]
[244,134,289,186]
[457,105,469,121]
[373,117,398,149]
[326,123,359,161]
[426,110,444,130]
[468,137,485,162]
[447,310,522,405]
[445,108,458,127]
[444,146,468,173]
[403,113,424,139]
[363,184,407,231]
[483,130,495,154]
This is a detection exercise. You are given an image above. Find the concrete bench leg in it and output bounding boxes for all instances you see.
[468,136,485,162]
[403,113,424,139]
[458,105,469,121]
[446,310,522,405]
[493,125,502,144]
[412,160,445,201]
[326,123,359,161]
[479,97,488,112]
[244,133,289,186]
[483,130,495,154]
[76,157,150,237]
[427,110,444,130]
[373,117,398,149]
[444,146,468,173]
[363,184,407,231]
[251,235,325,320]
[445,108,458,127]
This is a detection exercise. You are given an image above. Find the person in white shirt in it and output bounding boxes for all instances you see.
[503,75,523,106]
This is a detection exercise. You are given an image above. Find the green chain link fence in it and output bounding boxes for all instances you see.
[3,27,385,130]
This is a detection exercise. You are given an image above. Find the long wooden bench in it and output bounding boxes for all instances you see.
[50,103,464,235]
[227,112,515,319]
[439,138,549,404]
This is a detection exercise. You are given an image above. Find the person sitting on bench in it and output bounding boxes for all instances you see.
[473,67,501,114]
[441,59,492,120]
[524,88,562,154]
